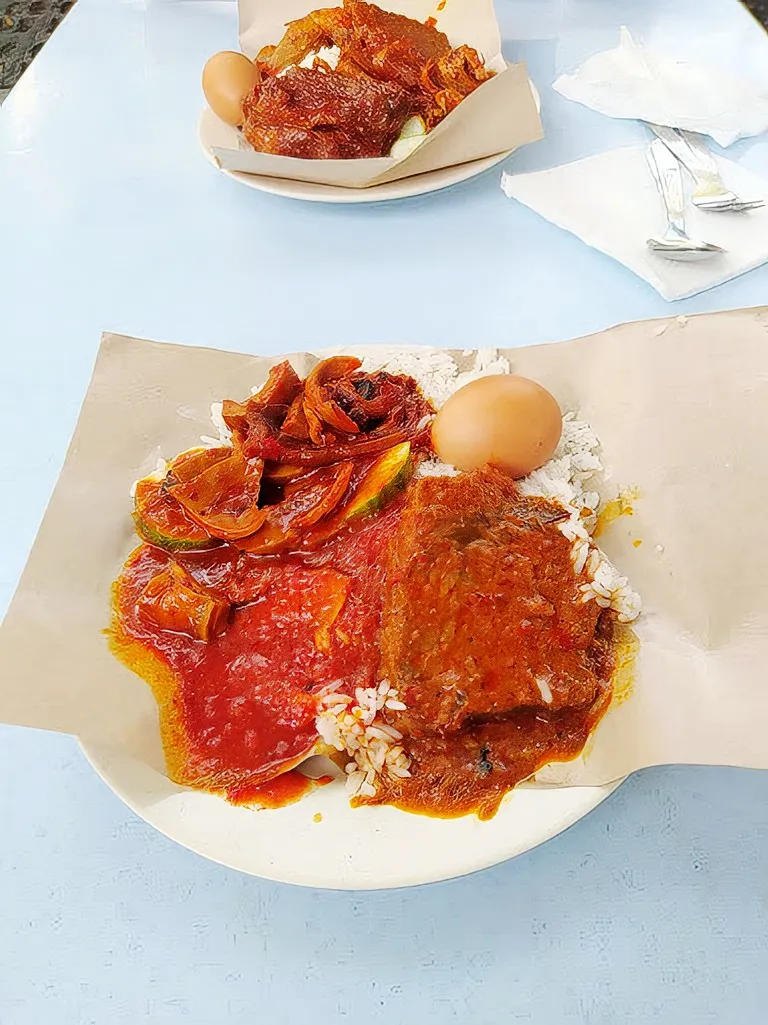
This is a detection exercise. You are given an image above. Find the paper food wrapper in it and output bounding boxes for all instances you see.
[206,0,543,188]
[2,308,768,789]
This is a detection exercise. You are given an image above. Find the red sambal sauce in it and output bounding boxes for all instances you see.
[227,770,334,809]
[110,499,403,802]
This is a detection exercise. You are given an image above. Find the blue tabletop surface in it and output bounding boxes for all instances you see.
[2,0,768,1021]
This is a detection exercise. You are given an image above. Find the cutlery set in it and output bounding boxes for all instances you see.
[645,125,765,262]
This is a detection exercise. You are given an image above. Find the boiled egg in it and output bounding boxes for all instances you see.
[202,51,261,127]
[431,375,562,478]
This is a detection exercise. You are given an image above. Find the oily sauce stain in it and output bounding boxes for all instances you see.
[594,487,640,538]
[110,503,402,804]
[227,771,334,808]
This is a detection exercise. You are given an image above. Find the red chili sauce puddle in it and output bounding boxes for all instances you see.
[227,770,334,809]
[110,501,403,805]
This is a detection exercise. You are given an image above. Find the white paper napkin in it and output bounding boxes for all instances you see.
[554,27,768,148]
[501,146,768,301]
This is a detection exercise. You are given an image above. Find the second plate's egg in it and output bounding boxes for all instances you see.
[432,375,562,478]
[202,51,260,127]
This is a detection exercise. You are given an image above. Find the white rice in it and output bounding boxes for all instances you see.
[203,401,232,448]
[519,412,641,625]
[416,459,459,478]
[316,683,412,798]
[355,344,511,408]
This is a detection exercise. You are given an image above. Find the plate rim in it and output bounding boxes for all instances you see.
[80,738,625,889]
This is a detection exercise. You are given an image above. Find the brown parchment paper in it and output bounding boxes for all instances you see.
[207,0,543,188]
[2,308,768,786]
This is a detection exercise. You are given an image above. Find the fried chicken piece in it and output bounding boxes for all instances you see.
[340,0,451,89]
[418,45,497,128]
[242,66,412,159]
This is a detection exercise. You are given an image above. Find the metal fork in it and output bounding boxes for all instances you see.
[648,124,765,213]
[646,139,725,261]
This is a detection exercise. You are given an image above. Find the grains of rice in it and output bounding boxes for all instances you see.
[356,345,462,407]
[535,674,554,705]
[353,344,512,408]
[129,456,168,499]
[316,684,412,798]
[517,411,641,624]
[207,402,232,447]
[416,458,459,478]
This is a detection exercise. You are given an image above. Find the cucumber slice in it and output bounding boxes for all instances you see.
[133,477,216,553]
[345,442,413,520]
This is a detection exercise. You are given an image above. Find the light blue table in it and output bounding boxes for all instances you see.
[2,1,768,1021]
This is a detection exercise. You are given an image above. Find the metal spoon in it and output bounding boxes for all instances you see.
[648,124,765,213]
[646,139,725,261]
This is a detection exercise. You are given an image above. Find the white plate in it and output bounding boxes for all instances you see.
[82,740,622,888]
[197,82,541,204]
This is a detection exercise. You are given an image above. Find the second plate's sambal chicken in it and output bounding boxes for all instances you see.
[202,1,496,159]
[110,353,640,818]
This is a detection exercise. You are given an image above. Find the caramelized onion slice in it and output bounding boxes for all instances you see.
[255,361,302,407]
[136,562,230,641]
[222,361,301,436]
[168,446,232,484]
[304,356,362,434]
[168,449,265,541]
[263,462,305,481]
[265,13,330,73]
[221,399,249,437]
[235,461,353,554]
[278,429,413,467]
[282,390,311,441]
[133,477,215,553]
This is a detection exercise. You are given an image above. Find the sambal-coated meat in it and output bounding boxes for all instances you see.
[418,45,497,128]
[343,467,622,820]
[242,67,412,159]
[363,676,614,821]
[340,0,451,89]
[380,468,607,738]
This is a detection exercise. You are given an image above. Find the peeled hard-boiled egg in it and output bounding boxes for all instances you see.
[432,375,562,478]
[202,51,261,127]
